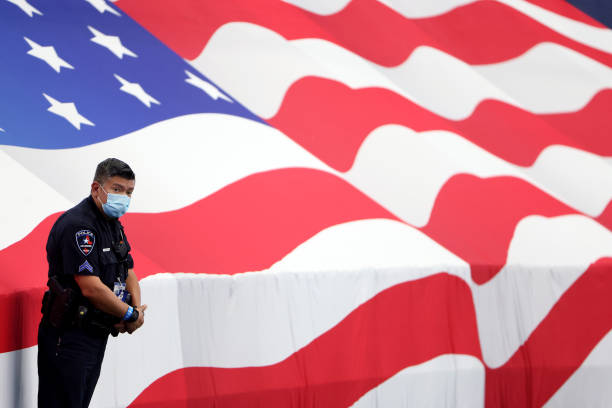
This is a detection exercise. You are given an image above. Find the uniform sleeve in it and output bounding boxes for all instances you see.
[60,225,102,277]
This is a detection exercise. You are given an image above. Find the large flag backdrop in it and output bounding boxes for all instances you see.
[1,0,612,406]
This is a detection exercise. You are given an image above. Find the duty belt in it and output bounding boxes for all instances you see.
[41,276,128,337]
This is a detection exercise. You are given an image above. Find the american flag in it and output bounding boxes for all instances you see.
[1,0,612,406]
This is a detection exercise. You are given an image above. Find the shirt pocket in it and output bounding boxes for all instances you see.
[99,250,121,286]
[99,248,119,265]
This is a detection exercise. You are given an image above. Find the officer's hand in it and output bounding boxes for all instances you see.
[114,321,127,333]
[126,304,147,334]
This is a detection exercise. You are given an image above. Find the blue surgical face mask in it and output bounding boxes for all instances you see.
[99,186,130,218]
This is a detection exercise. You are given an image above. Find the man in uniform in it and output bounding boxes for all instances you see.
[38,158,147,408]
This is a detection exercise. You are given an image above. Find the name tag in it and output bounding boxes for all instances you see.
[103,248,111,252]
[113,281,127,302]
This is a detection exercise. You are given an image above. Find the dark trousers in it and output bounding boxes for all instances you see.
[37,322,108,408]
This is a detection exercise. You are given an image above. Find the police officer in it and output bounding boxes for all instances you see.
[38,158,146,408]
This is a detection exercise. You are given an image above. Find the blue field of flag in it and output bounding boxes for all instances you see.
[0,0,262,149]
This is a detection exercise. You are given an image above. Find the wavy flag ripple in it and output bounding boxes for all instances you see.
[1,0,612,406]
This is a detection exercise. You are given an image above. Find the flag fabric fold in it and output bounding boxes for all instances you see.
[1,0,612,406]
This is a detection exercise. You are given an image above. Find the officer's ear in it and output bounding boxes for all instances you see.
[91,181,101,197]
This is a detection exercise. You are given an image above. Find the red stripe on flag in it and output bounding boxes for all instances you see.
[122,168,397,275]
[597,201,612,231]
[269,77,612,170]
[116,0,612,68]
[421,175,575,284]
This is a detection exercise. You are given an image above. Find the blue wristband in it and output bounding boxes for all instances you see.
[122,305,134,321]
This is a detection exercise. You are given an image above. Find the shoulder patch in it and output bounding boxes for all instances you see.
[79,260,94,273]
[75,230,95,256]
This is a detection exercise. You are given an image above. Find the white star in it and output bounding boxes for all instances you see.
[43,93,95,130]
[5,0,42,17]
[85,0,120,16]
[185,70,232,102]
[88,26,136,59]
[114,74,160,108]
[24,37,74,73]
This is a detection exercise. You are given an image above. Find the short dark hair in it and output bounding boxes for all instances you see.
[94,158,135,184]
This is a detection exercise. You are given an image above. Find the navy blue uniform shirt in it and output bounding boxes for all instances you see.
[46,196,134,293]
